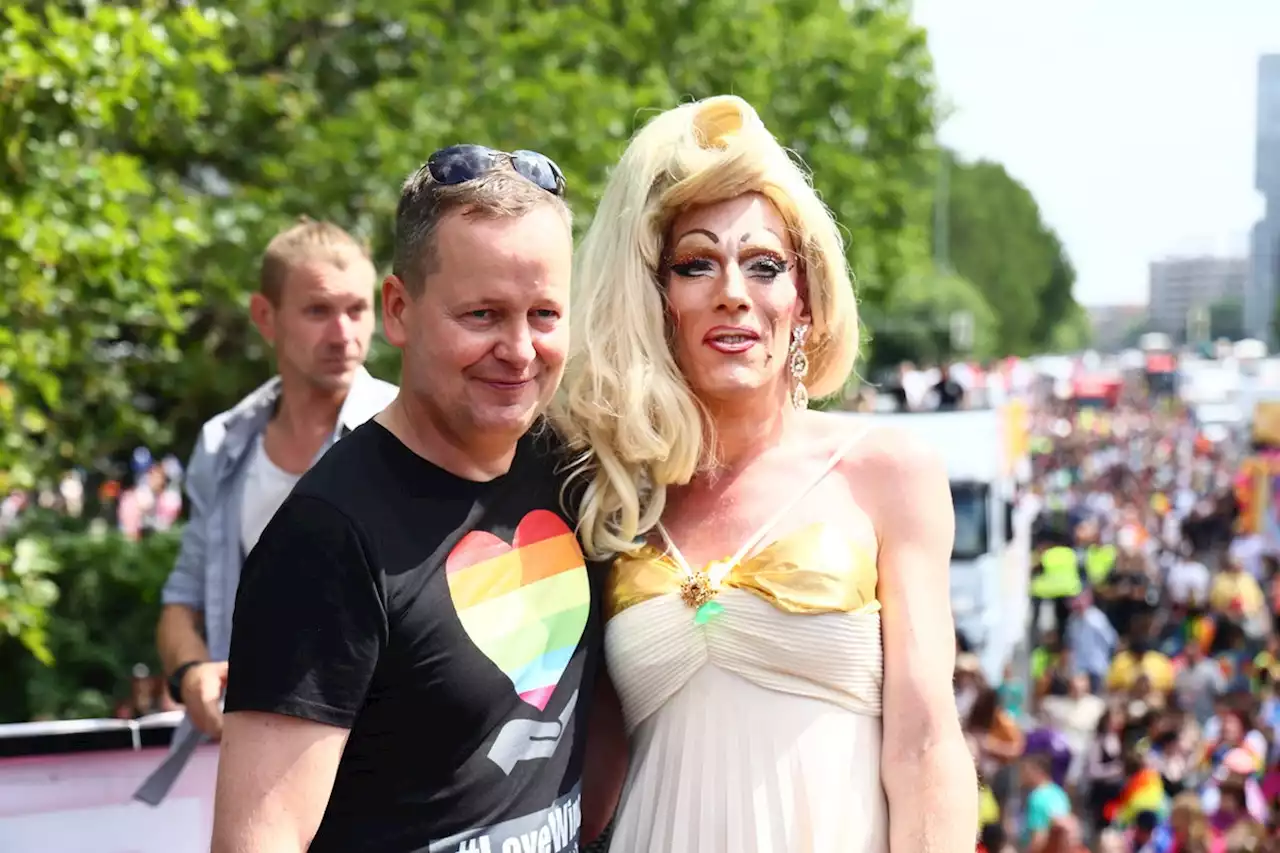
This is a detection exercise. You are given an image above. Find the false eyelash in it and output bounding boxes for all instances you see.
[751,255,789,273]
[669,257,715,275]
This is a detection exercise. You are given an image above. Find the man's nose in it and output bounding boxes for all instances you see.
[329,312,358,343]
[495,322,536,366]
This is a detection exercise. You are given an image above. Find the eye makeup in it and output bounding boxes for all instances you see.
[742,249,789,275]
[667,248,790,279]
[668,253,716,277]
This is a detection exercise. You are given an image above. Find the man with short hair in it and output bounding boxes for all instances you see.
[212,146,598,853]
[138,218,396,805]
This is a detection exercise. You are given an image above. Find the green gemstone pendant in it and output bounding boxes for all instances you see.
[693,600,725,624]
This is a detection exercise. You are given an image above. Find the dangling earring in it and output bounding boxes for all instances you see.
[789,324,810,410]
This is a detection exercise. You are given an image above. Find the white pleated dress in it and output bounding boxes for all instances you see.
[603,437,889,853]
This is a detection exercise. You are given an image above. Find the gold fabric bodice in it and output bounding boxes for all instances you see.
[605,522,880,622]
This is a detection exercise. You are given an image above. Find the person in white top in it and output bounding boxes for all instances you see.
[1165,546,1212,607]
[239,432,304,555]
[556,95,975,853]
[155,219,397,748]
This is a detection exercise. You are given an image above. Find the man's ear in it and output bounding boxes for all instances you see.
[249,293,276,346]
[382,275,412,348]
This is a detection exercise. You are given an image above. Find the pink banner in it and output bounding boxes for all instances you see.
[0,745,217,853]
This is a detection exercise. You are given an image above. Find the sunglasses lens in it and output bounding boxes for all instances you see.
[424,146,565,196]
[428,145,499,186]
[512,150,564,195]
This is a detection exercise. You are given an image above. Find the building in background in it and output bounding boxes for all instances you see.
[1087,304,1148,352]
[1246,54,1280,343]
[1146,256,1247,340]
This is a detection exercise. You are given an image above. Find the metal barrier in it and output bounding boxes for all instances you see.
[0,713,218,853]
[0,711,183,755]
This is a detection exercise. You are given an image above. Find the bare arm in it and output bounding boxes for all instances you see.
[867,431,978,853]
[156,435,227,735]
[215,493,384,850]
[211,711,348,853]
[157,604,209,674]
[158,603,229,737]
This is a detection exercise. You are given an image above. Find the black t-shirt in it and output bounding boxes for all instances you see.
[225,421,602,853]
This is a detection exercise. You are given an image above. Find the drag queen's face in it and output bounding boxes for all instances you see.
[663,192,808,407]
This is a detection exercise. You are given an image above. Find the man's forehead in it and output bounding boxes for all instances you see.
[284,259,375,296]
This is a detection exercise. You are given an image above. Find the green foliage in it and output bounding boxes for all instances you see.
[1046,303,1093,353]
[0,515,179,723]
[934,152,1082,355]
[3,0,937,493]
[874,264,1002,366]
[2,0,940,715]
[1,2,229,492]
[0,534,59,666]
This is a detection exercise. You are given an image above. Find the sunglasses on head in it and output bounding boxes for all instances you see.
[425,144,566,196]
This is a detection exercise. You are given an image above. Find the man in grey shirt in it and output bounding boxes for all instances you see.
[137,218,396,803]
[1063,590,1117,692]
[1174,638,1226,724]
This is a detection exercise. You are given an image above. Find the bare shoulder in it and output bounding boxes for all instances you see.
[801,411,946,483]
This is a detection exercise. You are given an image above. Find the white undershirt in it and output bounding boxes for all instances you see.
[240,433,303,556]
[1166,559,1211,606]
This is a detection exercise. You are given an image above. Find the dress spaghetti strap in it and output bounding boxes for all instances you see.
[728,424,872,565]
[656,422,874,578]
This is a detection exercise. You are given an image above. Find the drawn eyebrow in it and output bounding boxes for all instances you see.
[674,228,719,243]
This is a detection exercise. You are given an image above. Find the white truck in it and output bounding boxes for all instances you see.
[845,406,1033,683]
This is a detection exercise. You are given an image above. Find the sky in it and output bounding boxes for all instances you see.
[910,0,1280,307]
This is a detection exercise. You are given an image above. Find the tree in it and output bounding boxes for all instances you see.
[3,0,936,494]
[1046,303,1093,353]
[863,262,1000,374]
[2,0,937,682]
[933,152,1081,355]
[1,3,236,493]
[1030,232,1079,346]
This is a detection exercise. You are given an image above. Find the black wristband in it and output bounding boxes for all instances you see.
[167,660,204,704]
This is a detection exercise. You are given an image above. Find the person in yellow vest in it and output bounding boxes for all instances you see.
[1032,541,1084,634]
[1084,544,1117,586]
[1074,519,1117,586]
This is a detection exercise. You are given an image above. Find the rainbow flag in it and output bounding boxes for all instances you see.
[1104,768,1168,827]
[1181,615,1215,653]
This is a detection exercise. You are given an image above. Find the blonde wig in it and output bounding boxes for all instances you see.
[555,95,859,559]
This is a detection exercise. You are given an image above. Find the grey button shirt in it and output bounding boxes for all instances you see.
[135,368,397,805]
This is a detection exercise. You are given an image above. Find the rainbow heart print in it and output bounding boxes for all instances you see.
[445,510,590,711]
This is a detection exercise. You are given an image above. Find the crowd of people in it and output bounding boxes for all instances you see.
[0,446,184,540]
[14,89,1273,853]
[964,400,1280,853]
